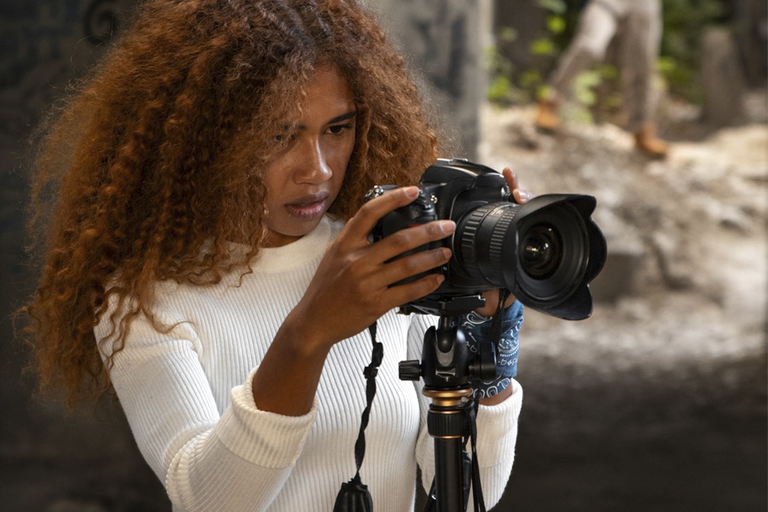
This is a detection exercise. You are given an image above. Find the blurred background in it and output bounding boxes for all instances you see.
[1,1,765,511]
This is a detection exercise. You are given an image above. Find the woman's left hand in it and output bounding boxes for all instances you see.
[475,167,534,316]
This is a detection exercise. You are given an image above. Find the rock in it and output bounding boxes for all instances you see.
[590,233,645,302]
[47,498,108,512]
[700,27,748,127]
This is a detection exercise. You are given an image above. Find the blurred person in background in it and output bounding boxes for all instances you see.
[536,0,669,158]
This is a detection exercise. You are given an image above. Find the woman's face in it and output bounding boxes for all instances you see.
[263,65,356,247]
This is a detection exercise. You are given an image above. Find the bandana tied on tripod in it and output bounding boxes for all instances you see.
[461,300,523,399]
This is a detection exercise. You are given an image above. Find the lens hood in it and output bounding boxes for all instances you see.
[505,194,606,320]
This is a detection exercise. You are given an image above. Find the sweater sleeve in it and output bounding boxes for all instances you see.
[406,314,522,509]
[95,306,316,512]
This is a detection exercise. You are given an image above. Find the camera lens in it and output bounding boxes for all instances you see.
[520,224,562,279]
[452,194,604,319]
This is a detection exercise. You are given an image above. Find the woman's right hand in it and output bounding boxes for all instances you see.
[286,186,454,352]
[252,186,453,415]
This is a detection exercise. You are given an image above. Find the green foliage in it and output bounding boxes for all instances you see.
[530,38,557,57]
[538,0,566,15]
[547,15,566,36]
[498,26,518,43]
[486,0,727,109]
[660,0,726,102]
[484,35,518,105]
[573,70,601,106]
[486,0,597,108]
[485,46,534,106]
[487,74,512,105]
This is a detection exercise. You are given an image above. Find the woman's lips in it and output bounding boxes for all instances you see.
[285,193,329,220]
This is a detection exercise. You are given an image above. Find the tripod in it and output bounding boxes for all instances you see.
[399,296,497,512]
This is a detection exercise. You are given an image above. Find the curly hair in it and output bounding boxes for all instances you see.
[24,0,440,406]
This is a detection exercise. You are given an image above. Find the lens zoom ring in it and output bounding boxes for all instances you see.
[460,210,483,273]
[489,208,519,275]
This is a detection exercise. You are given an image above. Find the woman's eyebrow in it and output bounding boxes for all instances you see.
[293,111,357,131]
[327,111,357,124]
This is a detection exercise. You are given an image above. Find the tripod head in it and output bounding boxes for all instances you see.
[399,311,497,390]
[399,303,499,512]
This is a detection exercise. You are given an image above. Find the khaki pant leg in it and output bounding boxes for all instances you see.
[619,0,662,132]
[548,2,619,101]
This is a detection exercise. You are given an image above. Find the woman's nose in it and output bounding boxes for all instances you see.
[294,138,332,184]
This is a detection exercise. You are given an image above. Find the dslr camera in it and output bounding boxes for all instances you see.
[366,158,607,320]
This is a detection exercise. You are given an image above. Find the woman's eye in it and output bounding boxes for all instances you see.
[328,123,354,135]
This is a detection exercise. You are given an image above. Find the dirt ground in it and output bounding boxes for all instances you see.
[477,96,767,510]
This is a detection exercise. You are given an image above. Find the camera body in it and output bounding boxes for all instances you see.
[367,158,606,320]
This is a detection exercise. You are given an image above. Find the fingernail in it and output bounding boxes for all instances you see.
[439,220,455,234]
[404,187,419,199]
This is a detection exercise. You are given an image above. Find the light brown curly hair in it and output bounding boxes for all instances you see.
[24,0,440,406]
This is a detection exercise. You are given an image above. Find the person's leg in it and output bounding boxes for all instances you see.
[537,2,619,131]
[548,3,618,98]
[621,0,667,157]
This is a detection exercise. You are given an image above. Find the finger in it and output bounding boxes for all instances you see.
[383,272,446,307]
[502,167,518,191]
[513,188,534,204]
[378,246,452,287]
[342,186,420,241]
[503,167,534,204]
[368,219,455,264]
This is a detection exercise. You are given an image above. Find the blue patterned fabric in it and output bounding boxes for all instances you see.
[461,300,523,399]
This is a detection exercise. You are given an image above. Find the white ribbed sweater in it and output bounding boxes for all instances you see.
[95,216,522,512]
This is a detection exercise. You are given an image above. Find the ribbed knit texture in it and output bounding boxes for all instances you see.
[95,216,522,512]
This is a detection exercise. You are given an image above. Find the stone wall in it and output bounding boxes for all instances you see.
[364,0,486,159]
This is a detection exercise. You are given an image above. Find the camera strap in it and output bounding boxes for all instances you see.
[468,289,511,511]
[468,291,511,511]
[333,322,381,512]
[489,289,512,348]
[468,398,486,512]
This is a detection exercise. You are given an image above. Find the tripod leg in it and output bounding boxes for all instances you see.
[433,437,465,512]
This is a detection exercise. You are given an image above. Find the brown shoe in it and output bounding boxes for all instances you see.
[535,98,560,133]
[634,122,668,159]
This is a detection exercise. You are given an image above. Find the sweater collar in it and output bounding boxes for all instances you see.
[249,215,336,272]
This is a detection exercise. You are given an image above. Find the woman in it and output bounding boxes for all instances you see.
[25,1,525,510]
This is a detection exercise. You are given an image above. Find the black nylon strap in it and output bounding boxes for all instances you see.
[466,291,510,510]
[352,322,382,477]
[488,289,511,348]
[469,399,487,512]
